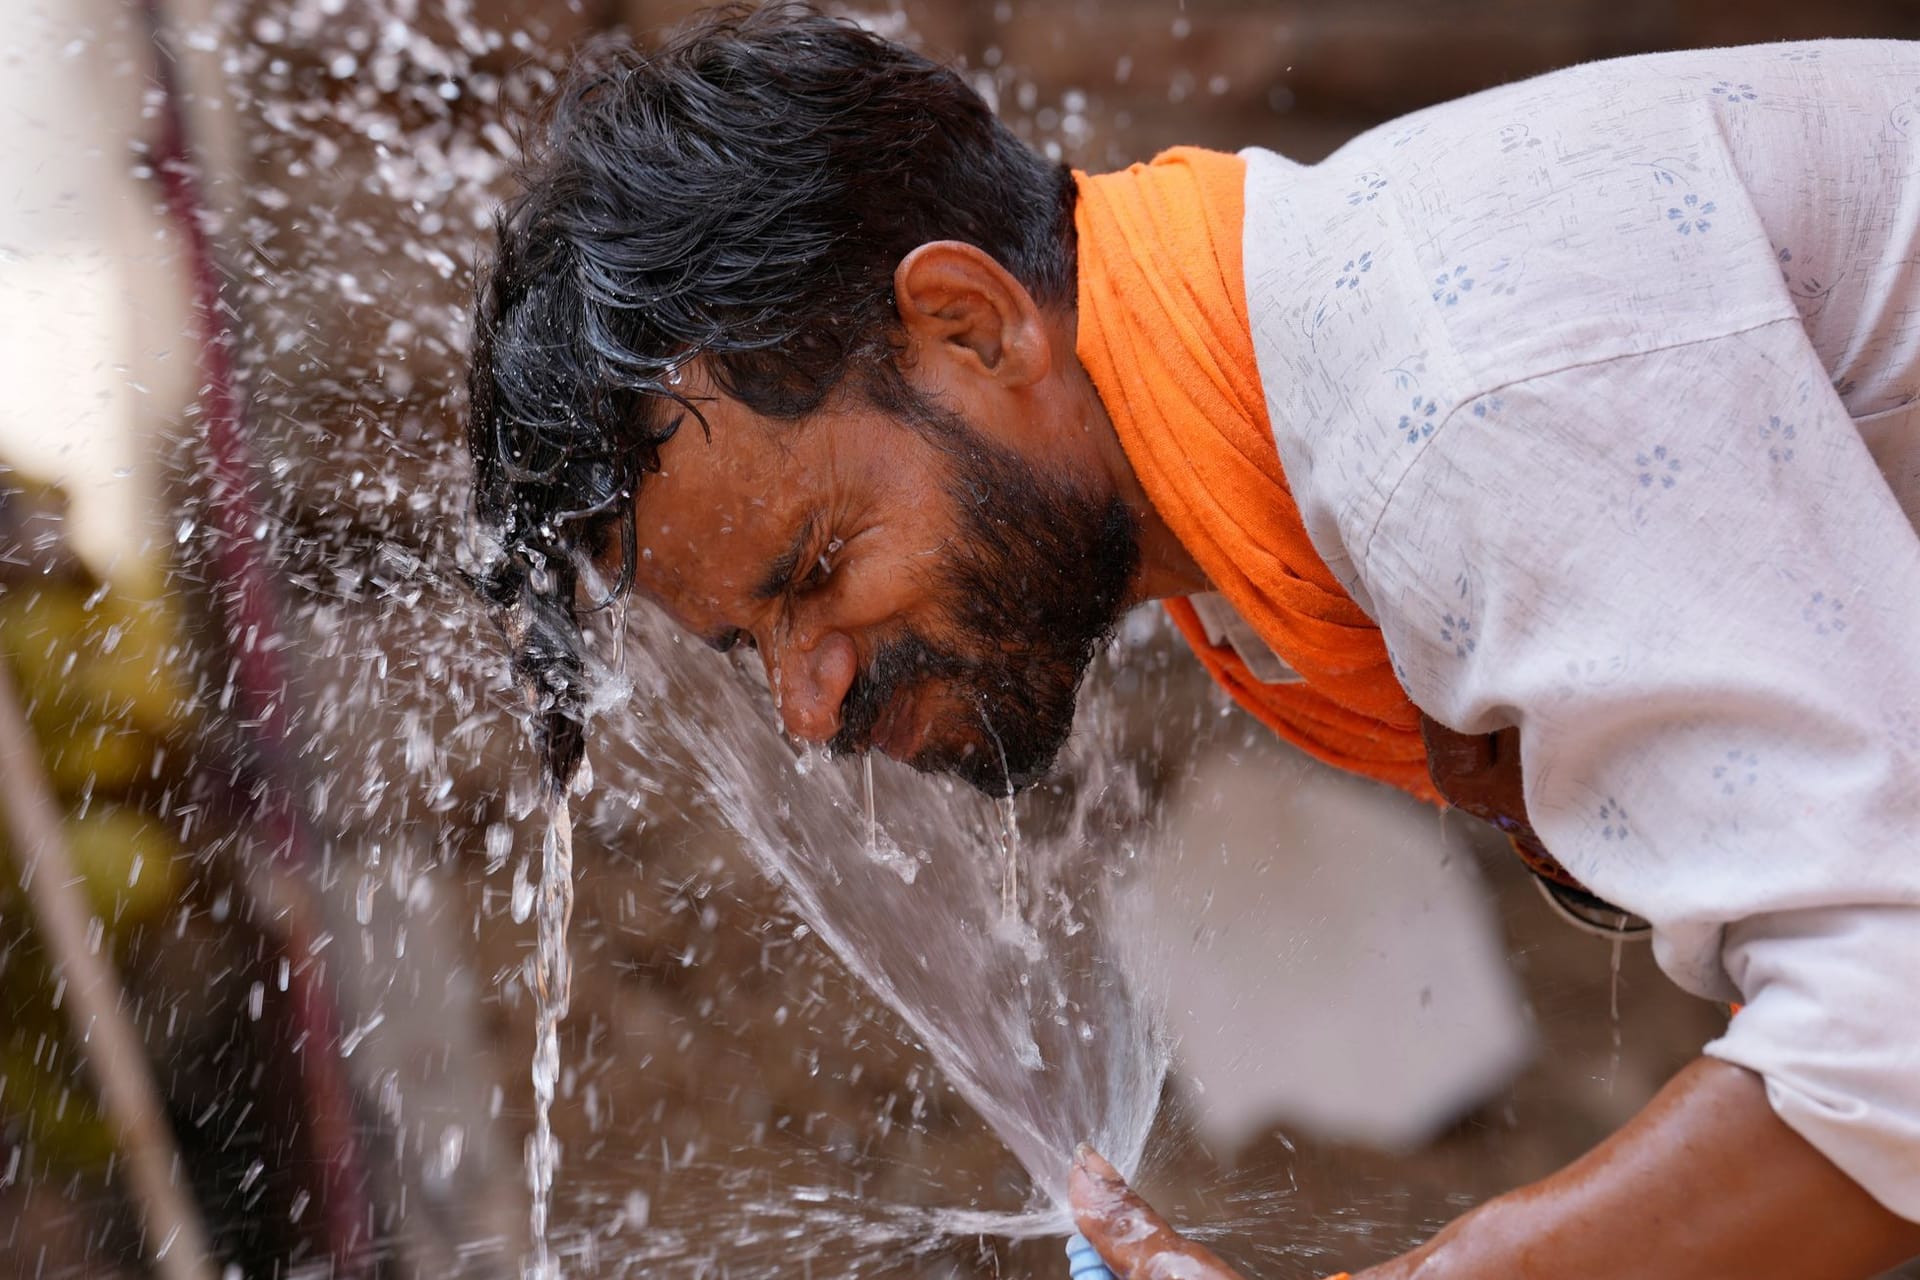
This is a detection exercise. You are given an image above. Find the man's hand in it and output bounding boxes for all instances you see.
[1070,1145,1247,1280]
[1071,1060,1920,1280]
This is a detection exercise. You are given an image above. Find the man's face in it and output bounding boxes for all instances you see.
[621,372,1139,794]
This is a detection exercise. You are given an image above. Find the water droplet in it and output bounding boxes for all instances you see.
[484,821,512,872]
[511,856,534,924]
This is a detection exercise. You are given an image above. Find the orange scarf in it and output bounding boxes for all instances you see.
[1074,148,1438,805]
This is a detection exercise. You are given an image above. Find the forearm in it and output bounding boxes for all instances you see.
[1358,1058,1920,1280]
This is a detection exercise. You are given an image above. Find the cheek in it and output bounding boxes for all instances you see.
[842,484,970,618]
[806,528,948,633]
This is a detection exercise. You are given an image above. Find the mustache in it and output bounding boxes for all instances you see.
[825,631,969,758]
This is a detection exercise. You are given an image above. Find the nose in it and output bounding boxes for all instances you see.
[766,629,858,744]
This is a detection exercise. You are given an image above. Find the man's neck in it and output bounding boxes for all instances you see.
[1049,305,1212,603]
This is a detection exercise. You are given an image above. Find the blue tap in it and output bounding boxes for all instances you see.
[1066,1232,1116,1280]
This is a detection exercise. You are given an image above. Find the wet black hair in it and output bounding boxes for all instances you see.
[468,2,1077,788]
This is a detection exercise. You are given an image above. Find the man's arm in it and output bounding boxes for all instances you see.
[1073,1059,1920,1279]
[1356,319,1920,1222]
[1366,1058,1920,1279]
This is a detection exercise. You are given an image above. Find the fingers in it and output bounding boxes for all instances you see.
[1069,1145,1244,1280]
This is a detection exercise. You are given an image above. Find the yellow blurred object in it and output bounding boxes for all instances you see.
[61,803,183,924]
[0,1044,115,1171]
[37,715,155,795]
[0,577,197,795]
[0,476,197,1175]
[79,589,199,741]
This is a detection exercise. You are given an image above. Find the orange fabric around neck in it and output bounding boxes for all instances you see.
[1073,148,1438,804]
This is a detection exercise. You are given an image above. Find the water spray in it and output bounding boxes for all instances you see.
[140,3,374,1271]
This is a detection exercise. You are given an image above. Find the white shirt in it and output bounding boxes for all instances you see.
[1238,40,1920,1219]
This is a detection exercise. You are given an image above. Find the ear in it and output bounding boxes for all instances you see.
[893,241,1052,388]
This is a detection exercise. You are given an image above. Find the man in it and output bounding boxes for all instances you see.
[468,5,1920,1276]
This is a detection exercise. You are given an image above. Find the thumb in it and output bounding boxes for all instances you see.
[1070,1145,1238,1280]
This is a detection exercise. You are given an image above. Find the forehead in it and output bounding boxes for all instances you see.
[628,385,825,604]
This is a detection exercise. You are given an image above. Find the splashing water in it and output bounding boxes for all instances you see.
[578,611,1174,1231]
[862,753,920,886]
[496,574,1173,1273]
[526,792,575,1280]
[497,607,1173,1279]
[997,795,1022,923]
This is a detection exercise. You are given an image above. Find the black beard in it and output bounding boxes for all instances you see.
[826,411,1141,796]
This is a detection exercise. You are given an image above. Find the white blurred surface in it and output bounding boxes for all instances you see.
[1149,735,1532,1154]
[0,0,192,583]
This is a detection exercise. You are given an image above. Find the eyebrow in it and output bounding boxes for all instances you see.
[751,509,822,602]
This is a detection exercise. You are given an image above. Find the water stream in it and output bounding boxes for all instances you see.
[526,793,576,1280]
[997,795,1023,923]
[496,586,1174,1278]
[583,612,1173,1231]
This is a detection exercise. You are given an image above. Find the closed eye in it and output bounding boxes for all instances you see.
[795,533,846,596]
[752,510,821,602]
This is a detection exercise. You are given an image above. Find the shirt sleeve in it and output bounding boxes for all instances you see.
[1359,318,1920,1220]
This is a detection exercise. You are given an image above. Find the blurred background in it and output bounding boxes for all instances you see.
[2,1,1917,1277]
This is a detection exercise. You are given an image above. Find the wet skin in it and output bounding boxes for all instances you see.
[618,241,1205,778]
[625,362,968,764]
[1071,1044,1920,1278]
